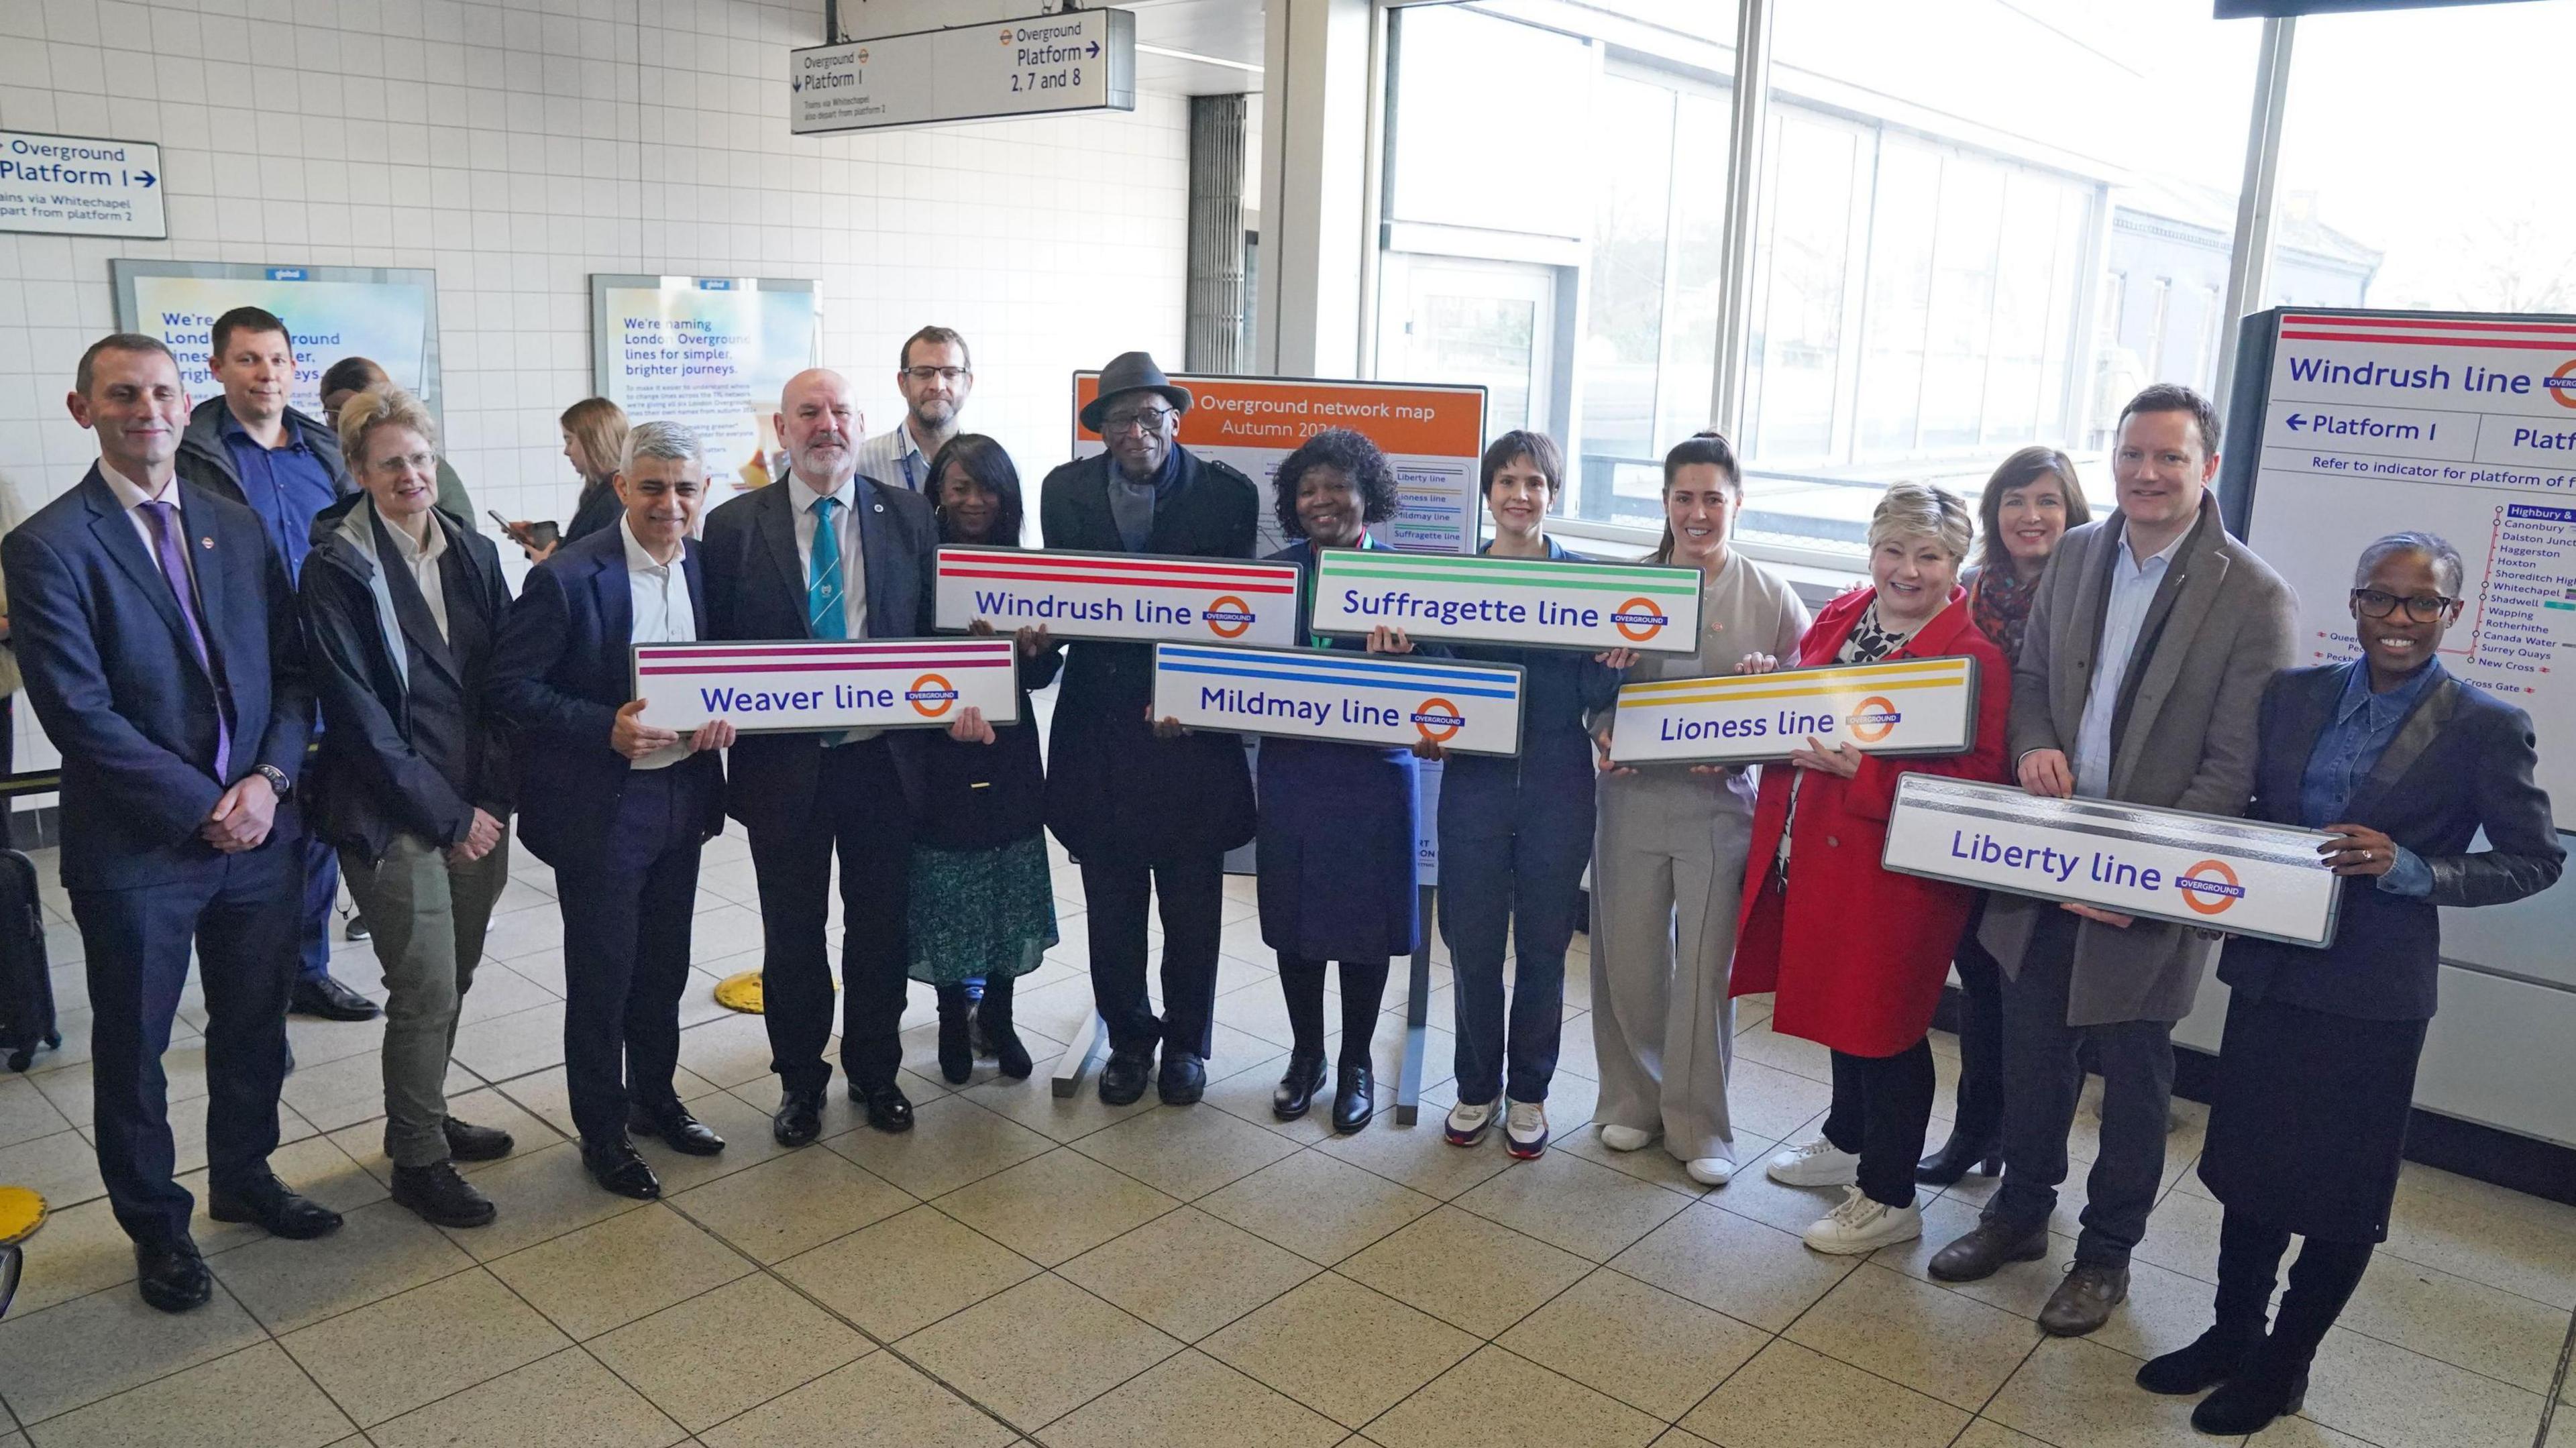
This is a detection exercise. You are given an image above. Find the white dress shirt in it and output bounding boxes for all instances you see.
[852,421,934,493]
[788,470,869,639]
[623,516,696,771]
[96,457,184,556]
[380,512,449,642]
[2072,521,2188,799]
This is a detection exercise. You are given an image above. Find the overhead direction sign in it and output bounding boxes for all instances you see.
[0,131,164,239]
[790,9,1135,135]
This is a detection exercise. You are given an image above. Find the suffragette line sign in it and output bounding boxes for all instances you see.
[1882,775,2343,948]
[632,638,1020,733]
[1307,548,1702,655]
[936,547,1304,647]
[1152,644,1525,757]
[1609,656,1980,766]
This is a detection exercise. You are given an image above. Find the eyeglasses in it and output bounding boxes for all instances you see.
[2350,588,2457,622]
[902,366,969,384]
[1101,408,1176,438]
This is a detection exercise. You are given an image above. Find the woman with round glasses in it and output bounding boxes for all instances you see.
[2135,531,2561,1435]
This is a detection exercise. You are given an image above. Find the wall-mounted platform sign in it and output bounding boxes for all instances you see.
[1,131,164,239]
[790,9,1135,135]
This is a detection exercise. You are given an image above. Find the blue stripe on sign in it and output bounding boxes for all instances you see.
[1159,659,1519,700]
[1160,646,1520,687]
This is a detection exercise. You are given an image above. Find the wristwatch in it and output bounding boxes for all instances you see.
[254,764,292,797]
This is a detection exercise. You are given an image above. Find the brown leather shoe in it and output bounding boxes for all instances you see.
[1927,1218,2049,1282]
[2039,1260,2129,1336]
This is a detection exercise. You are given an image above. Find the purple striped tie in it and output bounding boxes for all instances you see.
[141,501,231,779]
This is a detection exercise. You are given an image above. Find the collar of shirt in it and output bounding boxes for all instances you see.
[2333,655,2438,730]
[621,514,684,574]
[97,459,174,511]
[2113,518,2188,579]
[789,470,856,518]
[379,509,447,570]
[219,407,308,455]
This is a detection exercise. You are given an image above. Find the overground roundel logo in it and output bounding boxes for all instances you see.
[1203,595,1256,639]
[1411,697,1465,743]
[2547,359,2576,410]
[1611,597,1670,643]
[2174,858,2246,915]
[1846,695,1902,744]
[906,673,959,718]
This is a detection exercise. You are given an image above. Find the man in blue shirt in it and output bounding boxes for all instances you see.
[174,307,379,1023]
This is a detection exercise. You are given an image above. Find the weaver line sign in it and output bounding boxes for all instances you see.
[1882,775,2343,948]
[1151,643,1525,756]
[632,638,1020,733]
[1609,656,1980,766]
[934,546,1303,647]
[1307,547,1702,654]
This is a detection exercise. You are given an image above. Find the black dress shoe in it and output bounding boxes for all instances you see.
[1915,1131,2002,1187]
[855,1082,914,1133]
[1271,1050,1326,1121]
[1157,1052,1206,1105]
[1098,1049,1154,1107]
[582,1137,662,1200]
[289,972,380,1021]
[390,1160,496,1228]
[207,1174,343,1239]
[442,1116,515,1163]
[772,1087,825,1147]
[1331,1064,1375,1134]
[134,1239,212,1313]
[630,1100,727,1156]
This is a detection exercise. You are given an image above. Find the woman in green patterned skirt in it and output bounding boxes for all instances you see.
[910,435,1061,1083]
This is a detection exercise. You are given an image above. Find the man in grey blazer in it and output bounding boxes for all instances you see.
[1927,383,2296,1337]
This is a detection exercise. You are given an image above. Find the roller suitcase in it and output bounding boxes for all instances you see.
[0,848,56,1072]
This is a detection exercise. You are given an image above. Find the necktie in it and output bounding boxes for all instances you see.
[808,495,847,641]
[142,500,232,778]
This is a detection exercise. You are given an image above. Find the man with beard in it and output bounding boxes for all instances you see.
[854,327,973,497]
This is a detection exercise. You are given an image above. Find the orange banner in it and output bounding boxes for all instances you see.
[1074,373,1486,457]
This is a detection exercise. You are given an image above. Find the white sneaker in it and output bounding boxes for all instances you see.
[1802,1185,1923,1254]
[1599,1124,1656,1152]
[1504,1101,1550,1159]
[1444,1099,1493,1148]
[1684,1156,1736,1186]
[1766,1135,1862,1187]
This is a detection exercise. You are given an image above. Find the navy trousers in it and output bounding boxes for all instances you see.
[750,739,914,1096]
[555,766,711,1146]
[1438,761,1592,1105]
[72,843,301,1248]
[296,826,339,983]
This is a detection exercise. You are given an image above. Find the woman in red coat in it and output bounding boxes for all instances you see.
[1729,483,2010,1255]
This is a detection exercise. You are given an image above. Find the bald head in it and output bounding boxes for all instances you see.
[776,368,861,490]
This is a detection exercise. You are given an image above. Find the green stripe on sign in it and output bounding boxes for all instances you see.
[1325,556,1693,588]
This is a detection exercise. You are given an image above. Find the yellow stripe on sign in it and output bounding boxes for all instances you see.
[1621,675,1972,709]
[1619,660,1971,709]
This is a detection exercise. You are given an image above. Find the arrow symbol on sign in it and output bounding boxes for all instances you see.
[1086,40,1099,58]
[2285,413,2305,431]
[134,170,156,187]
[792,74,803,89]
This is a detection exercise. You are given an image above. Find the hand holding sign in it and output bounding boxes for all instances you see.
[691,718,738,753]
[2019,748,2076,799]
[612,699,680,760]
[2061,903,2137,929]
[2318,822,2398,877]
[948,706,998,746]
[1789,738,1862,778]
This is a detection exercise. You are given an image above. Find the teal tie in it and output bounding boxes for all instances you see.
[808,495,847,640]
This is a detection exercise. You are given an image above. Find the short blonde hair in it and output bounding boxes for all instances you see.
[336,387,439,473]
[1868,482,1973,562]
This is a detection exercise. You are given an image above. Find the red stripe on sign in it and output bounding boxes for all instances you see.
[2282,313,2576,337]
[941,552,1297,582]
[639,659,1014,675]
[944,567,1297,594]
[2279,330,2576,351]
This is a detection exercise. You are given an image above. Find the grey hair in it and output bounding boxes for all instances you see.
[2353,531,2465,597]
[334,386,439,470]
[1868,482,1974,562]
[622,418,703,476]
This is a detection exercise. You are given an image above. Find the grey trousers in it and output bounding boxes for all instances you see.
[341,831,512,1168]
[1587,769,1748,1164]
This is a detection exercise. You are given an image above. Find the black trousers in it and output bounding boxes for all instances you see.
[1991,909,2177,1266]
[72,843,300,1248]
[1945,895,2006,1148]
[2211,1207,2374,1366]
[1821,1038,1937,1208]
[751,739,914,1095]
[1079,852,1224,1059]
[1277,953,1391,1068]
[556,766,710,1146]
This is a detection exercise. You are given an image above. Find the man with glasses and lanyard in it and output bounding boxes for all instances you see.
[1040,351,1260,1107]
[854,327,974,496]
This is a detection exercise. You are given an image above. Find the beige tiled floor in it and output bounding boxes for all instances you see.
[1,836,2571,1448]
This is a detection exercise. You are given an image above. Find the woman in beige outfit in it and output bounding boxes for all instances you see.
[1589,433,1808,1184]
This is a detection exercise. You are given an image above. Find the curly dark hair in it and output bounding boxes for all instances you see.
[926,433,1025,548]
[1273,427,1400,540]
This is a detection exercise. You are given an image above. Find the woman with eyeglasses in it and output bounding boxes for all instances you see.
[2135,531,2560,1435]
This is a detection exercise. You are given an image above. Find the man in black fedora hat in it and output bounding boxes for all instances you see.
[1040,351,1260,1106]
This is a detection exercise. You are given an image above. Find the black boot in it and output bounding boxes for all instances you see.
[935,985,975,1084]
[979,976,1032,1080]
[2137,1325,2261,1396]
[1915,1129,2001,1186]
[2144,1209,2290,1395]
[2194,1233,2367,1434]
[2190,1340,2307,1435]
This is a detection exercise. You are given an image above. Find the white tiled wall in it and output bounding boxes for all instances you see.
[0,0,1191,770]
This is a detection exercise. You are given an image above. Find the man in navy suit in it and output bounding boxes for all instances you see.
[699,368,943,1146]
[5,334,342,1313]
[489,420,735,1201]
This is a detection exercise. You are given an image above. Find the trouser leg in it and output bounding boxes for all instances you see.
[1277,952,1328,1058]
[295,827,339,984]
[1835,1040,1935,1209]
[1437,822,1512,1105]
[1990,910,2083,1234]
[1504,795,1586,1104]
[1949,901,2006,1146]
[1585,781,1674,1137]
[1080,858,1158,1056]
[749,805,837,1097]
[2072,1016,2178,1266]
[1336,958,1390,1068]
[195,847,300,1199]
[829,742,913,1091]
[1151,852,1224,1058]
[343,835,465,1168]
[1658,799,1743,1163]
[74,873,221,1246]
[625,793,706,1110]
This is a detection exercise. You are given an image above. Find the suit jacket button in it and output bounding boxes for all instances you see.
[1826,834,1839,848]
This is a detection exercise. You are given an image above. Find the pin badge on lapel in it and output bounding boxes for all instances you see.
[199,537,213,549]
